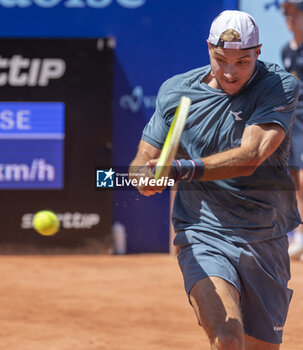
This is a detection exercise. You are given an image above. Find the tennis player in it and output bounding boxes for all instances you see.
[281,0,303,260]
[129,10,301,349]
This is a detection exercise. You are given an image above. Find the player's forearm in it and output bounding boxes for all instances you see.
[129,140,161,175]
[129,152,155,177]
[200,146,260,181]
[129,154,150,174]
[200,124,285,181]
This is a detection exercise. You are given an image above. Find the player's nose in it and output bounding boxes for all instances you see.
[224,64,237,80]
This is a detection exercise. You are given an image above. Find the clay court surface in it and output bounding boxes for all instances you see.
[1,254,302,350]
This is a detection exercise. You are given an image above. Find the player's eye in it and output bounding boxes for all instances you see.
[238,60,249,65]
[215,57,224,63]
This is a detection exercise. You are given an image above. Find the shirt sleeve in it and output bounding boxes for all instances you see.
[141,82,170,149]
[246,73,299,132]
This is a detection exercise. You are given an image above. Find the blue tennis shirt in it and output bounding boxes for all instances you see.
[142,60,301,243]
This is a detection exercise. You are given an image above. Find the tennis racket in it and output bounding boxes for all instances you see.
[154,96,191,180]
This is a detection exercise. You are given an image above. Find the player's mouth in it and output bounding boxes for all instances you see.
[224,79,239,85]
[222,79,242,94]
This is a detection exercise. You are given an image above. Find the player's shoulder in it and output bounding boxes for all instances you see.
[159,66,208,94]
[156,66,209,118]
[250,61,299,109]
[257,60,299,92]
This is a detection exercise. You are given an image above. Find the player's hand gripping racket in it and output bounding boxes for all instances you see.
[154,96,191,180]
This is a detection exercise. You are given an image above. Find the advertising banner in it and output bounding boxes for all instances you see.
[0,38,114,252]
[0,102,64,189]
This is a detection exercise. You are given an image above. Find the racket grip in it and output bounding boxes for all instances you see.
[172,158,204,182]
[136,164,156,175]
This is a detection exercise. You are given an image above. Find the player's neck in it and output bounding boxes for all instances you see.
[291,32,303,49]
[203,71,219,90]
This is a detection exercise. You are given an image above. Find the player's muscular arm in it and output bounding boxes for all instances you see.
[201,123,285,181]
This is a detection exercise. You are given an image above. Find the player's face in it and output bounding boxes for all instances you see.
[283,4,303,33]
[208,42,261,95]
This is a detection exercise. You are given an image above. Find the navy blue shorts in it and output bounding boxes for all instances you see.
[174,230,293,344]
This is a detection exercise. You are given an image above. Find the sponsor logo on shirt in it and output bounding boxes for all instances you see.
[273,97,298,112]
[230,110,243,121]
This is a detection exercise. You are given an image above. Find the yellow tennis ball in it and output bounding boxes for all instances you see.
[32,210,60,236]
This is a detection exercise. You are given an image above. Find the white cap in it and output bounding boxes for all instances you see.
[208,10,260,49]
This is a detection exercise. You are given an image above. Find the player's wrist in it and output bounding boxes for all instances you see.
[172,158,204,182]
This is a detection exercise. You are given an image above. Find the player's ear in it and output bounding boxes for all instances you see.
[207,40,212,52]
[207,40,215,57]
[256,44,262,58]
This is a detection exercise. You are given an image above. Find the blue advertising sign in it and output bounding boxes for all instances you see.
[0,102,65,189]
